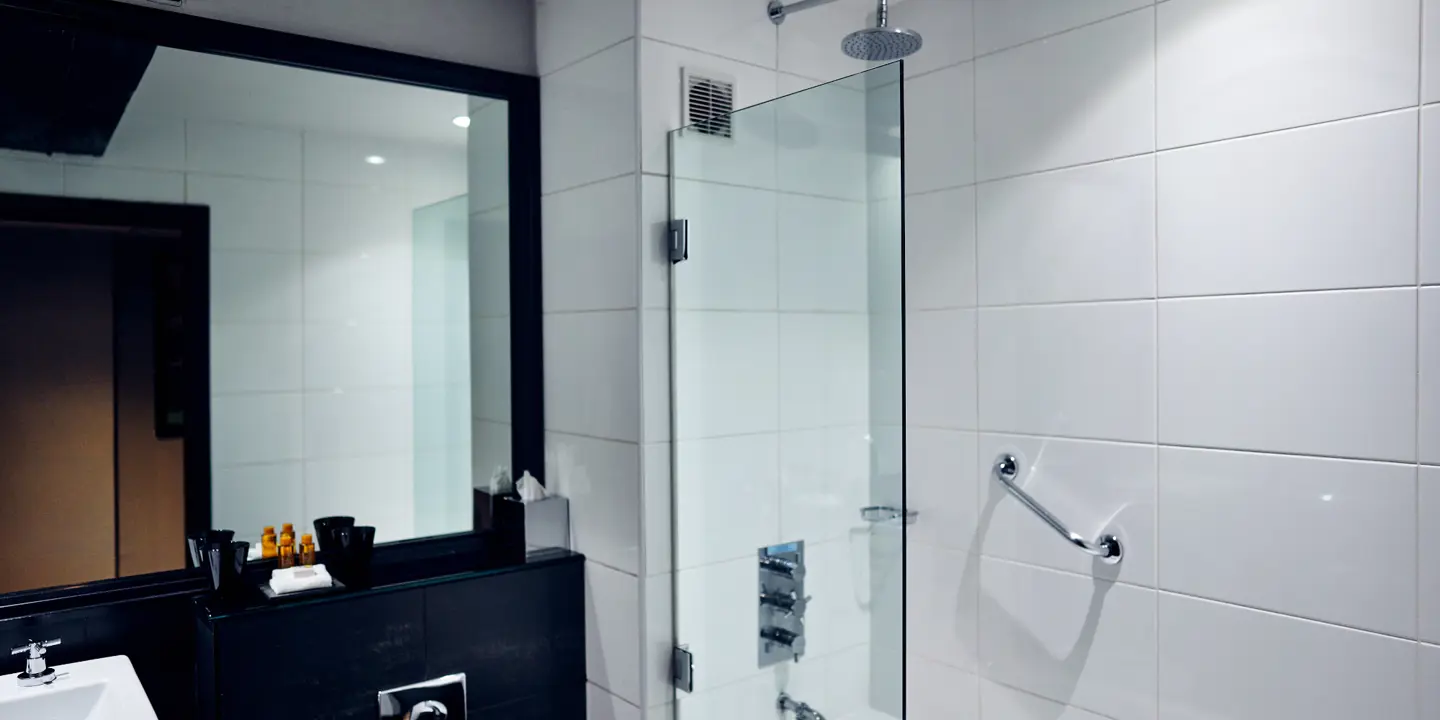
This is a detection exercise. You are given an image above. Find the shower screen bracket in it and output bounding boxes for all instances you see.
[669,219,689,264]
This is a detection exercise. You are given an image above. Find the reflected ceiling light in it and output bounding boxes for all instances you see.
[364,155,386,165]
[452,115,471,128]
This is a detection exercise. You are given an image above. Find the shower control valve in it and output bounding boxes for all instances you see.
[761,627,805,657]
[760,590,809,616]
[759,556,805,580]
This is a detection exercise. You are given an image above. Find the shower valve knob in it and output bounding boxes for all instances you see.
[759,556,805,580]
[760,590,809,616]
[761,627,805,656]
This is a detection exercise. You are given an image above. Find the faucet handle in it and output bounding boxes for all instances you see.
[10,639,60,657]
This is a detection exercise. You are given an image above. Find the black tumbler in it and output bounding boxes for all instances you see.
[335,525,376,588]
[313,516,355,552]
[207,540,249,596]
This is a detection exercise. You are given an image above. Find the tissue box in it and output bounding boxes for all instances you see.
[525,495,570,551]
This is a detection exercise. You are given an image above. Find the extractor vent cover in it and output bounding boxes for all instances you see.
[682,68,735,139]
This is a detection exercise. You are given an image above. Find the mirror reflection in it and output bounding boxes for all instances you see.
[0,27,512,594]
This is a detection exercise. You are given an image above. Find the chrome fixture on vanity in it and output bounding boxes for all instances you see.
[992,454,1123,564]
[758,541,809,667]
[9,639,60,687]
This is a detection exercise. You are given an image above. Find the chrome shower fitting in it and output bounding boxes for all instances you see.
[778,693,827,720]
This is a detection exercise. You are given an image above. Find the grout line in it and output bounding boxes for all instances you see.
[1416,0,1426,675]
[1152,5,1163,714]
[540,36,635,78]
[542,170,638,198]
[669,174,868,204]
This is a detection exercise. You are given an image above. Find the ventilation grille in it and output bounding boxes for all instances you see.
[682,69,735,139]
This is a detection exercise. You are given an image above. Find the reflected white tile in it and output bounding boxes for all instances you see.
[907,657,979,720]
[1158,110,1418,297]
[1158,290,1417,461]
[805,539,869,656]
[640,0,775,68]
[1422,467,1440,642]
[779,427,870,544]
[472,420,512,483]
[889,0,975,78]
[471,316,512,424]
[675,557,765,691]
[779,314,869,429]
[210,393,303,465]
[543,175,639,312]
[303,245,412,324]
[908,429,979,553]
[68,116,184,171]
[672,180,778,311]
[906,186,977,311]
[469,206,511,318]
[1157,593,1418,720]
[976,9,1154,180]
[211,462,303,544]
[542,41,637,193]
[1423,289,1440,464]
[0,157,62,195]
[548,433,642,575]
[64,166,183,203]
[210,323,302,394]
[907,541,979,672]
[210,251,302,323]
[304,454,414,543]
[979,558,1157,720]
[978,302,1156,442]
[975,0,1151,55]
[675,433,779,569]
[1160,447,1417,638]
[302,184,410,255]
[779,194,868,312]
[981,679,1110,720]
[907,309,977,431]
[302,130,409,188]
[186,175,302,252]
[585,561,642,705]
[302,388,414,458]
[468,100,510,215]
[978,155,1155,306]
[1157,0,1419,148]
[405,144,468,209]
[186,121,301,180]
[545,311,641,442]
[302,322,412,389]
[673,311,778,440]
[904,62,975,194]
[979,434,1156,587]
[652,40,780,184]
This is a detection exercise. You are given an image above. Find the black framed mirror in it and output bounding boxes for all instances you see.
[0,0,542,607]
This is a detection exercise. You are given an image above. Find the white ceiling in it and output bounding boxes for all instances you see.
[125,47,484,147]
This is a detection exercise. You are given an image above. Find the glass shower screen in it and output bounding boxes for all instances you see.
[668,62,905,718]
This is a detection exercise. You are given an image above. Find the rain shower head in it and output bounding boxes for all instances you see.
[767,0,922,61]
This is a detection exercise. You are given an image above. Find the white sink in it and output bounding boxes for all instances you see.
[0,655,158,720]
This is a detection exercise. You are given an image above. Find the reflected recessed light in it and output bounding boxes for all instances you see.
[452,115,472,128]
[365,155,386,165]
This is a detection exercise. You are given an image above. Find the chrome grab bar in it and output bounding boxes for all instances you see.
[992,454,1122,564]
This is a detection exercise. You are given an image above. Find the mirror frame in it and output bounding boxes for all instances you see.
[0,0,544,616]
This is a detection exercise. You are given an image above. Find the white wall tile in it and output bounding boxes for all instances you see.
[978,155,1155,306]
[779,314,869,429]
[541,41,638,194]
[642,570,676,708]
[63,166,184,203]
[1159,447,1417,637]
[211,393,303,465]
[304,454,414,542]
[907,309,978,431]
[1423,288,1440,464]
[974,0,1151,56]
[981,678,1112,720]
[776,0,877,82]
[675,434,779,569]
[211,462,303,543]
[1427,0,1440,102]
[674,674,776,720]
[0,157,62,195]
[777,81,868,201]
[779,426,870,544]
[589,684,642,720]
[804,539,870,656]
[655,41,780,185]
[673,311,778,439]
[302,184,411,255]
[405,144,468,209]
[302,130,410,188]
[641,443,673,578]
[1157,0,1419,148]
[549,433,642,575]
[675,556,765,691]
[779,195,868,312]
[187,175,302,252]
[979,434,1156,587]
[302,244,412,323]
[210,251,302,323]
[543,175,640,312]
[889,0,975,78]
[1158,290,1417,461]
[538,0,636,76]
[672,180,778,311]
[69,116,185,172]
[303,388,413,458]
[186,121,302,180]
[1424,107,1440,285]
[1158,110,1418,297]
[585,561,643,705]
[1421,466,1440,642]
[1157,593,1418,720]
[978,302,1156,442]
[907,657,979,720]
[908,428,979,552]
[975,9,1155,180]
[302,322,412,389]
[1423,643,1440,719]
[641,310,671,444]
[640,0,776,68]
[979,558,1157,720]
[211,323,302,394]
[640,176,671,310]
[906,186,977,311]
[907,541,979,671]
[545,310,641,442]
[904,62,975,194]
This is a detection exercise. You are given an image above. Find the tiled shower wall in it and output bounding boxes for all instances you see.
[895,0,1440,718]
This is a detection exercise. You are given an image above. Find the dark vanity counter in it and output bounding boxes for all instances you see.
[193,548,585,720]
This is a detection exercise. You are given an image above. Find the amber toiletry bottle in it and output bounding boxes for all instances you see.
[261,526,278,559]
[299,534,316,567]
[278,542,295,569]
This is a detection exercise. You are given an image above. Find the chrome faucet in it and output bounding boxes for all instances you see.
[778,693,826,720]
[10,639,61,687]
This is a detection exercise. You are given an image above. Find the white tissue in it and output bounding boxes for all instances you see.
[268,564,333,595]
[516,470,546,504]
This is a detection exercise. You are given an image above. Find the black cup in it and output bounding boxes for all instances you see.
[335,525,376,588]
[189,529,235,573]
[206,540,249,595]
[313,516,355,552]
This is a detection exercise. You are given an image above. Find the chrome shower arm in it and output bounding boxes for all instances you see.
[767,0,842,25]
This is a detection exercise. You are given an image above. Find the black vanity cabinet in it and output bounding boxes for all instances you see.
[194,551,585,720]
